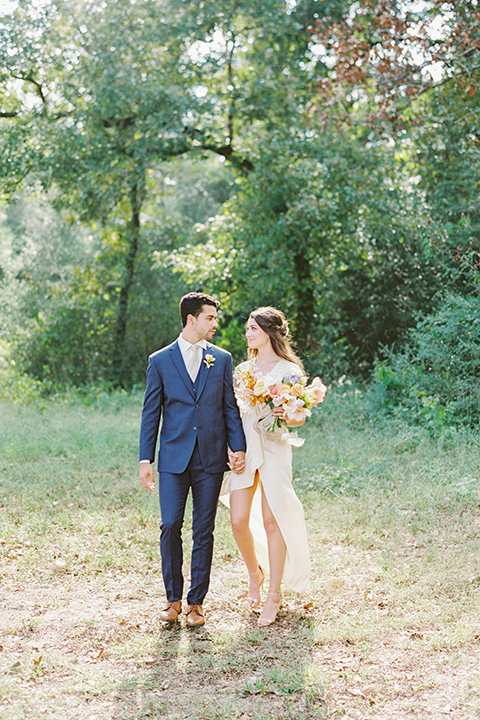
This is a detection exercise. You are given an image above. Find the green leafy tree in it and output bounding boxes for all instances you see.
[163,129,443,377]
[2,0,354,384]
[310,0,480,296]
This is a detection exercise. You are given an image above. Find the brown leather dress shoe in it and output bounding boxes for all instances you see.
[186,604,205,628]
[159,600,182,624]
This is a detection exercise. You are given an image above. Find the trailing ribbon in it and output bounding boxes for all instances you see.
[254,407,305,447]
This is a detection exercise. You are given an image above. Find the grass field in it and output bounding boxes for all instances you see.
[1,391,480,719]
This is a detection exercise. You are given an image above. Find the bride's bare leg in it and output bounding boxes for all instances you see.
[258,488,285,626]
[230,473,264,607]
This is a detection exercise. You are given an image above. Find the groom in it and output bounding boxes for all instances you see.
[139,292,246,627]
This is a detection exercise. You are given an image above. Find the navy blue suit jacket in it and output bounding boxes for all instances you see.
[139,339,246,474]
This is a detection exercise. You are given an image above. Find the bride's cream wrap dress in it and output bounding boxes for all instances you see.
[220,359,310,593]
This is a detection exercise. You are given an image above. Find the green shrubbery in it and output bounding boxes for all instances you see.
[3,292,480,435]
[0,358,47,404]
[0,357,140,410]
[370,294,480,430]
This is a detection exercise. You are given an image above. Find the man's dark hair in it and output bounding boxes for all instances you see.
[179,292,219,327]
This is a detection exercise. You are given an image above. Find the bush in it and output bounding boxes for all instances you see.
[0,358,47,404]
[370,294,480,429]
[0,355,141,410]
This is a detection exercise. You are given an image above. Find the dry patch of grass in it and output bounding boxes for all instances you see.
[1,399,480,718]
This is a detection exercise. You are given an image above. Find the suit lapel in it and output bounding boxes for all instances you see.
[195,345,212,401]
[169,341,195,398]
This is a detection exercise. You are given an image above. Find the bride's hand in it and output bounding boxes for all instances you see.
[285,418,305,427]
[272,406,305,428]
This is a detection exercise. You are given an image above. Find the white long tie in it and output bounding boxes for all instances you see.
[187,344,202,381]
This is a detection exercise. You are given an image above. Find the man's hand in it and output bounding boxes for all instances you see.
[140,462,155,492]
[228,449,246,474]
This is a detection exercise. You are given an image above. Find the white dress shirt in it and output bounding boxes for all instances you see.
[177,335,207,380]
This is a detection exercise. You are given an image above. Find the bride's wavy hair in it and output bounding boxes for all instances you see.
[247,306,305,374]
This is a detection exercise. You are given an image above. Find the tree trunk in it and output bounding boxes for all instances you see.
[111,178,144,386]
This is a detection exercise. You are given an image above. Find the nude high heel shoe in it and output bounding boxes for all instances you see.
[247,566,264,609]
[257,591,282,627]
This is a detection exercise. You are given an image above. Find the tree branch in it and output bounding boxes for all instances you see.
[12,71,47,105]
[182,124,254,173]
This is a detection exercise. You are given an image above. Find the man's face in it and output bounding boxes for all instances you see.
[191,304,218,341]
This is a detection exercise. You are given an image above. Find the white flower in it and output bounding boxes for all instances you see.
[204,354,216,369]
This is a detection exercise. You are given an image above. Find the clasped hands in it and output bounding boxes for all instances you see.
[228,449,246,474]
[140,449,246,491]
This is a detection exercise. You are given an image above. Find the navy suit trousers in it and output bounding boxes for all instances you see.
[159,441,224,605]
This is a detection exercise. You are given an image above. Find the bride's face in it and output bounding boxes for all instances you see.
[246,317,271,351]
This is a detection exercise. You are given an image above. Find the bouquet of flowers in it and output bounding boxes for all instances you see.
[234,363,327,437]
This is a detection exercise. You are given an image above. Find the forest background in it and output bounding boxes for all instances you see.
[1,0,480,424]
[2,3,480,718]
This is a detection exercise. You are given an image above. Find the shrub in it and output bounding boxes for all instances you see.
[370,294,480,428]
[0,358,47,403]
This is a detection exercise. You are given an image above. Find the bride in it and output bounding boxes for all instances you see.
[221,306,312,627]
